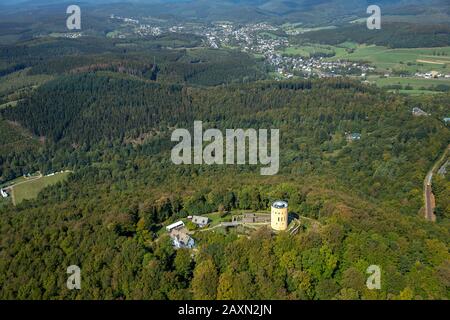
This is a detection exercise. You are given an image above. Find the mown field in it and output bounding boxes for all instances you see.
[12,171,71,204]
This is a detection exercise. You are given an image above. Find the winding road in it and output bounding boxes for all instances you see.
[423,144,449,222]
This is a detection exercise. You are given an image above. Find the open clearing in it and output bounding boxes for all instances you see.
[369,76,450,88]
[322,44,450,93]
[281,44,335,57]
[329,44,450,73]
[12,171,71,204]
[416,59,447,65]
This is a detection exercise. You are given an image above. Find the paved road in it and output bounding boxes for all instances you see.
[423,145,449,222]
[424,181,436,222]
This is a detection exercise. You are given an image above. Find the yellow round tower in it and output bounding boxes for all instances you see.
[271,201,288,231]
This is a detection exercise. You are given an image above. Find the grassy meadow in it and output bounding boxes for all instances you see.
[12,172,71,204]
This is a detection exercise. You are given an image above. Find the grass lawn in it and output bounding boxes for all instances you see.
[204,211,232,227]
[12,172,71,204]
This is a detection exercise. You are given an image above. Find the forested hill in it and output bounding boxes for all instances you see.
[2,0,448,25]
[0,69,449,299]
[1,73,449,215]
[294,23,450,48]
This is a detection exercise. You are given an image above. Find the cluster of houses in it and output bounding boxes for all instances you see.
[166,215,210,249]
[414,71,450,80]
[136,25,163,37]
[269,55,373,79]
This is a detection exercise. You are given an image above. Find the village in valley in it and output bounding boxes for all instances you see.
[100,15,450,86]
[52,12,450,91]
[105,16,374,79]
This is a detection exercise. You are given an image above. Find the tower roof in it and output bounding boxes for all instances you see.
[272,200,288,209]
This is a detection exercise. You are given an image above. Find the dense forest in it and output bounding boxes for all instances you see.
[0,7,449,300]
[0,70,449,299]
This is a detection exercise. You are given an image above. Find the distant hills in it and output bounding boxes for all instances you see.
[2,0,449,25]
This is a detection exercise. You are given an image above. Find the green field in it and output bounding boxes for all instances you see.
[0,176,27,190]
[281,23,337,35]
[395,89,443,95]
[12,172,71,204]
[258,31,282,39]
[367,76,450,93]
[281,44,335,57]
[323,44,450,93]
[330,44,450,73]
[369,75,450,86]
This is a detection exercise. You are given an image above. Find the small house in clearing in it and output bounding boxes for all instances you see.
[191,215,209,228]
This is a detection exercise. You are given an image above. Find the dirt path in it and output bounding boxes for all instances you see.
[416,59,447,65]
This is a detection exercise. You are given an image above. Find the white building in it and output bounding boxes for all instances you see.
[166,220,185,232]
[191,215,209,228]
[412,107,429,117]
[1,189,9,198]
[170,229,195,249]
